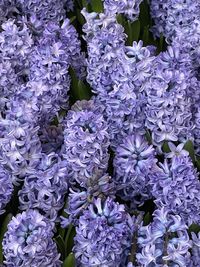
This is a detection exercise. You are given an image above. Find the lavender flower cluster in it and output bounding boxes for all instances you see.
[1,0,200,267]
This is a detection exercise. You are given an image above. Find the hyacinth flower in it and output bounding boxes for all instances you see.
[18,18,85,124]
[82,9,154,147]
[0,19,34,111]
[150,0,200,42]
[0,165,13,215]
[190,232,200,267]
[39,124,64,155]
[149,154,200,226]
[113,133,157,206]
[144,45,194,145]
[3,209,61,267]
[61,172,115,227]
[16,0,66,30]
[103,0,143,21]
[194,109,200,154]
[63,108,110,187]
[82,8,127,94]
[73,197,134,266]
[137,207,191,266]
[19,153,68,221]
[0,118,42,185]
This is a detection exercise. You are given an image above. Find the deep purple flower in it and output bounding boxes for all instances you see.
[3,209,61,267]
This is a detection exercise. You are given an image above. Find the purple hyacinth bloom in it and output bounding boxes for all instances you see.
[61,173,115,227]
[39,124,64,155]
[103,0,143,21]
[64,0,74,12]
[82,9,154,147]
[16,0,66,27]
[3,209,61,267]
[63,109,110,187]
[137,207,191,266]
[19,153,68,221]
[0,165,13,215]
[73,197,134,266]
[82,8,127,94]
[0,19,34,110]
[113,133,157,206]
[192,107,200,156]
[191,232,200,267]
[150,0,200,41]
[149,154,200,225]
[165,142,189,159]
[144,45,194,145]
[0,118,42,184]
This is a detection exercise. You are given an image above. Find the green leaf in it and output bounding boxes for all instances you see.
[77,80,91,100]
[65,225,76,255]
[142,26,149,45]
[145,130,152,144]
[90,0,103,12]
[82,0,88,7]
[64,224,73,245]
[70,16,76,24]
[76,8,85,25]
[162,141,170,153]
[159,34,164,52]
[143,212,151,226]
[55,235,66,260]
[58,227,66,240]
[63,253,75,267]
[69,68,91,102]
[189,224,200,234]
[116,14,124,25]
[126,20,140,45]
[0,213,13,263]
[183,140,196,163]
[139,0,151,28]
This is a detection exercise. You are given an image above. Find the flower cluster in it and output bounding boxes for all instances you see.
[113,133,157,206]
[137,207,191,266]
[144,45,194,145]
[61,172,115,227]
[19,153,68,221]
[103,0,143,21]
[1,1,200,266]
[0,165,13,215]
[63,108,110,186]
[82,9,155,147]
[150,0,200,42]
[191,232,200,266]
[2,209,61,267]
[149,154,200,225]
[73,197,134,266]
[0,119,42,184]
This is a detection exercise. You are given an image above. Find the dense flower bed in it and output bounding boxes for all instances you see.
[0,0,200,266]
